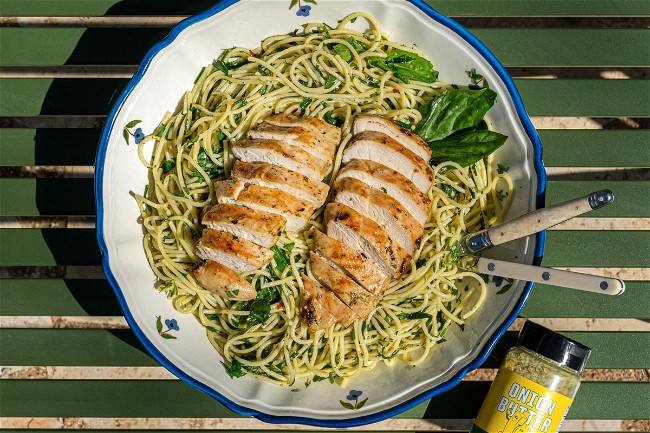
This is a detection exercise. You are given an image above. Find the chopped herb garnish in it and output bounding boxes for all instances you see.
[222,358,246,378]
[300,97,312,110]
[397,311,433,320]
[497,163,510,174]
[324,75,337,90]
[161,160,176,174]
[213,59,229,75]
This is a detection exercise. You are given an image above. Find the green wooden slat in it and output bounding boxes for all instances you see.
[539,130,650,167]
[1,278,646,319]
[546,180,650,218]
[0,129,101,166]
[0,329,157,366]
[543,231,650,267]
[521,282,649,318]
[0,229,101,266]
[1,28,649,67]
[2,129,646,168]
[0,179,95,215]
[1,329,646,368]
[2,78,649,117]
[2,0,649,16]
[0,380,646,418]
[0,279,122,316]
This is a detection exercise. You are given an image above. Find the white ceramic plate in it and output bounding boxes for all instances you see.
[96,0,546,426]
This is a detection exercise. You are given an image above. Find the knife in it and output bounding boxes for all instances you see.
[466,257,625,295]
[459,189,614,255]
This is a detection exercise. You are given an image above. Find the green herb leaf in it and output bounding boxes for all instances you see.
[324,75,337,90]
[213,59,229,75]
[345,37,365,53]
[300,98,313,110]
[333,44,353,62]
[161,160,176,174]
[222,358,246,378]
[415,88,497,142]
[233,97,247,109]
[270,245,289,273]
[397,311,433,320]
[429,129,507,167]
[368,50,438,83]
[247,298,271,326]
[284,242,295,252]
[497,163,510,174]
[155,124,166,137]
[324,112,341,127]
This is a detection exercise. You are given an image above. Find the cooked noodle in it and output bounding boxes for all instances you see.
[134,12,513,386]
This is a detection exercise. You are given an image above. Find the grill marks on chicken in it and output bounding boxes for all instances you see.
[303,116,435,331]
[194,115,336,298]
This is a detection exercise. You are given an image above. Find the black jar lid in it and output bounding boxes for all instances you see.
[518,320,592,372]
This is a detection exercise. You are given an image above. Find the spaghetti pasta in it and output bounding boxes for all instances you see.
[134,12,513,386]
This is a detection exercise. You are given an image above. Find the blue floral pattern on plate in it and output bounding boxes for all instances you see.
[156,316,179,339]
[340,390,368,410]
[123,119,143,144]
[289,0,317,17]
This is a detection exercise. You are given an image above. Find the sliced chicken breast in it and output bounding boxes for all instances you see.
[337,159,431,226]
[353,115,431,163]
[196,229,273,273]
[301,276,356,331]
[231,160,329,208]
[232,138,330,181]
[324,203,410,278]
[249,123,335,161]
[343,131,434,194]
[262,113,341,150]
[202,203,286,248]
[313,230,390,295]
[309,252,379,319]
[214,180,316,232]
[334,177,423,254]
[193,260,257,301]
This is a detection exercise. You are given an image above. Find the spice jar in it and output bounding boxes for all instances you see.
[471,320,591,433]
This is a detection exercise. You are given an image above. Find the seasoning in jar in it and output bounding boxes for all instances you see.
[470,320,591,433]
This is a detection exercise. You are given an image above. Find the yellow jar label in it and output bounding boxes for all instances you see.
[474,367,574,433]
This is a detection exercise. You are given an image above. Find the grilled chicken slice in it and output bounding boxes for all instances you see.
[214,180,316,232]
[353,115,431,163]
[248,123,335,161]
[301,275,358,330]
[337,159,431,226]
[334,177,423,255]
[231,160,329,208]
[193,260,257,301]
[309,252,379,319]
[202,203,286,248]
[324,203,410,278]
[343,131,434,194]
[232,138,330,181]
[313,230,390,295]
[196,229,273,273]
[262,113,341,150]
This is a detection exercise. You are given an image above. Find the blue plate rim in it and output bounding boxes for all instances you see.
[95,0,547,427]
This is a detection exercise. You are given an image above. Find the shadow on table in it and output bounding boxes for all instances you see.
[34,0,223,358]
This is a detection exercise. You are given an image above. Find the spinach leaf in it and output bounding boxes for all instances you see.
[397,311,433,320]
[333,44,353,62]
[247,297,271,326]
[429,129,507,167]
[222,358,246,378]
[270,245,289,273]
[414,88,497,142]
[368,50,438,83]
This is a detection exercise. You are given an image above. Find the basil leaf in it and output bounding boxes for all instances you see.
[415,88,497,142]
[333,44,353,62]
[429,129,507,167]
[368,50,438,83]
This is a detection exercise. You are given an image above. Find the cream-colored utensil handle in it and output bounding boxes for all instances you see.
[477,258,625,295]
[461,190,614,254]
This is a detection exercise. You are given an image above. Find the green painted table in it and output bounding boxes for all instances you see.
[1,0,649,431]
